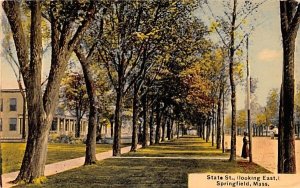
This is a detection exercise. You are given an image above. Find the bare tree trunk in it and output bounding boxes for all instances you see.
[198,120,202,138]
[206,118,211,143]
[138,119,142,143]
[84,101,97,165]
[142,93,149,147]
[217,86,223,149]
[17,79,27,140]
[110,116,114,138]
[75,48,98,165]
[75,116,82,138]
[0,140,2,187]
[177,121,180,139]
[98,122,102,140]
[149,104,155,145]
[170,119,174,139]
[155,102,161,144]
[222,91,225,153]
[161,116,166,142]
[21,91,27,139]
[167,117,171,140]
[278,1,299,173]
[212,108,215,147]
[9,1,51,182]
[203,118,206,140]
[229,0,238,162]
[113,88,123,156]
[278,85,284,172]
[131,85,139,151]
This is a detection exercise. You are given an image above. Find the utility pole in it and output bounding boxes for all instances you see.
[247,36,253,163]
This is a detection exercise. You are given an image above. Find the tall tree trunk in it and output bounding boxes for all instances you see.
[222,90,225,153]
[17,79,27,140]
[113,88,123,156]
[212,108,215,147]
[3,0,95,182]
[206,118,211,142]
[131,85,139,151]
[75,115,82,138]
[203,118,206,140]
[278,1,299,173]
[110,116,114,138]
[278,85,284,172]
[161,116,166,142]
[199,120,202,138]
[21,91,27,139]
[155,102,161,144]
[75,48,99,165]
[11,1,51,182]
[142,93,149,147]
[149,104,155,145]
[167,117,171,140]
[217,87,222,149]
[0,140,2,187]
[170,119,174,139]
[177,121,180,139]
[98,122,102,140]
[229,0,237,162]
[138,119,142,143]
[84,100,97,165]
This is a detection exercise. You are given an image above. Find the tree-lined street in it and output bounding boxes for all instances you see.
[0,0,300,187]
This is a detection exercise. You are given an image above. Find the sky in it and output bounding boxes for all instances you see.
[238,1,300,109]
[197,0,300,110]
[0,1,300,111]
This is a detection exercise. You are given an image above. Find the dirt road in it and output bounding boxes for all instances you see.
[225,136,300,173]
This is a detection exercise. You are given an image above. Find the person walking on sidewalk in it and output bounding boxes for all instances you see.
[241,132,249,159]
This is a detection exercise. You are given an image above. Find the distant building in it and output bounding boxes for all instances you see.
[0,89,88,140]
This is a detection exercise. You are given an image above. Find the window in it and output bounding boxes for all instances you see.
[0,118,2,131]
[0,98,3,111]
[9,118,17,131]
[10,98,17,111]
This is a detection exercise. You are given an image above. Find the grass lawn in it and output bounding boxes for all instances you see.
[20,136,270,188]
[1,143,113,173]
[122,136,229,157]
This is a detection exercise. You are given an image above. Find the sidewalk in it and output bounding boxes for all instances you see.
[2,145,142,188]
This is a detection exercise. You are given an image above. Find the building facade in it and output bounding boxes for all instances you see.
[0,89,88,140]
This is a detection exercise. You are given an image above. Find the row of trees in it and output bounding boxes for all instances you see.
[2,0,299,185]
[2,0,230,183]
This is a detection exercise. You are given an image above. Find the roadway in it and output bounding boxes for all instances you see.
[225,135,300,173]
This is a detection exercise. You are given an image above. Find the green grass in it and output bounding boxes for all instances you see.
[123,136,229,157]
[1,143,112,173]
[19,136,270,188]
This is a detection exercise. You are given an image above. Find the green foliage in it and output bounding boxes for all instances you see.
[265,88,279,124]
[32,176,47,185]
[60,71,88,119]
[236,110,246,128]
[48,133,83,144]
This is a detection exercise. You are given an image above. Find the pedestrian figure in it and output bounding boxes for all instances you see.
[241,132,249,158]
